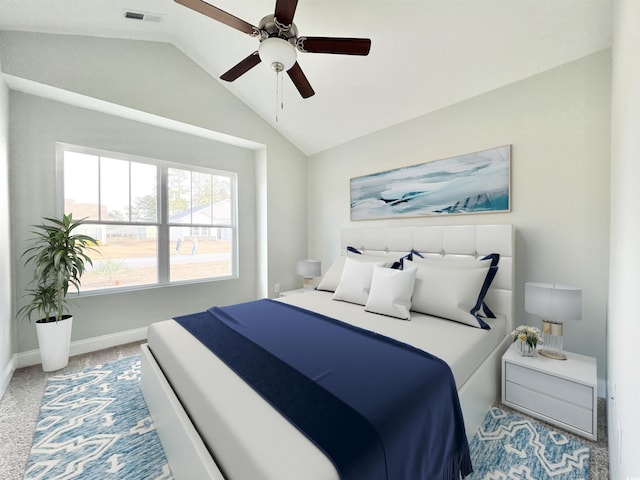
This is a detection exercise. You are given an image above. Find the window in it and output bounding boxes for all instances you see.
[58,144,237,292]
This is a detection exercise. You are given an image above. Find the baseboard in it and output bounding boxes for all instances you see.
[16,327,148,369]
[0,354,17,400]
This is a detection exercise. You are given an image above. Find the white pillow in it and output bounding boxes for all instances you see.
[316,256,346,292]
[410,254,499,318]
[332,257,386,305]
[365,265,417,320]
[317,253,393,292]
[405,258,495,328]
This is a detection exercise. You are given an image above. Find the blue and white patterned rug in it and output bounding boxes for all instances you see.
[25,356,172,480]
[468,407,589,479]
[25,358,590,480]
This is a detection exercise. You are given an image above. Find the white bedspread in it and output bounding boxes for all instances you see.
[146,291,506,480]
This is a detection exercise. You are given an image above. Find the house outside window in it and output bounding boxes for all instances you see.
[57,143,238,292]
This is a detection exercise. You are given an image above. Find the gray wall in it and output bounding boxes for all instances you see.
[308,51,611,386]
[10,92,257,352]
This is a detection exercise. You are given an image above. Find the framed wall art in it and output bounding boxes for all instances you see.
[350,145,511,220]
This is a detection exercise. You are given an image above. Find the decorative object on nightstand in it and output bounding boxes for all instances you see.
[296,259,321,290]
[510,325,542,357]
[525,282,582,360]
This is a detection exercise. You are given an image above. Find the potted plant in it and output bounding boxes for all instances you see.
[18,213,97,371]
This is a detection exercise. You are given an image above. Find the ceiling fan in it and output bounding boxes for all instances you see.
[174,0,372,98]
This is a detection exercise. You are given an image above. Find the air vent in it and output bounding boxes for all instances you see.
[123,10,164,22]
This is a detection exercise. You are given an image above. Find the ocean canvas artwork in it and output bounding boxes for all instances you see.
[350,145,511,220]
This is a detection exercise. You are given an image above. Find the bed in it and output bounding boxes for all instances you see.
[140,224,514,480]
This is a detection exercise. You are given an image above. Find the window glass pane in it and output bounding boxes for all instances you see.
[81,225,158,291]
[64,151,100,220]
[60,144,237,293]
[213,175,231,225]
[131,162,158,222]
[170,227,232,282]
[101,157,130,221]
[192,172,213,224]
[168,168,191,222]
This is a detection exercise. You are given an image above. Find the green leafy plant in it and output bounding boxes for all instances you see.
[18,214,98,323]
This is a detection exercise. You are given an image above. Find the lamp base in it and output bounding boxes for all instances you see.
[538,349,567,360]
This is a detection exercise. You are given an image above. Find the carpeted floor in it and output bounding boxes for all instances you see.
[0,342,610,479]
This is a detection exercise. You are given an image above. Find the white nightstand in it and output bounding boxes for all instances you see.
[501,341,597,440]
[279,288,311,297]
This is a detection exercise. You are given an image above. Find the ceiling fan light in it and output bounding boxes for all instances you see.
[259,37,297,72]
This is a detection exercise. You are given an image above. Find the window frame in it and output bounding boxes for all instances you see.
[56,142,239,295]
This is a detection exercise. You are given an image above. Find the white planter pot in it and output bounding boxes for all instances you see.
[36,315,73,372]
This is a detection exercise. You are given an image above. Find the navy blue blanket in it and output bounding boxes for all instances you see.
[174,299,472,480]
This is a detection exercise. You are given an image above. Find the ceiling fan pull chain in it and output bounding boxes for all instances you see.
[280,70,285,111]
[275,70,280,123]
[275,70,286,123]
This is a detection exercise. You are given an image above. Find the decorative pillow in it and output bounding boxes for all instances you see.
[316,248,394,292]
[332,257,386,305]
[365,265,418,320]
[405,256,498,329]
[410,253,499,318]
[316,255,346,292]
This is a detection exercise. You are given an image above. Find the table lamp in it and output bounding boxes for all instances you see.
[297,259,321,290]
[524,282,582,360]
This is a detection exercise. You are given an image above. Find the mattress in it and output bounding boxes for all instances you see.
[146,290,506,480]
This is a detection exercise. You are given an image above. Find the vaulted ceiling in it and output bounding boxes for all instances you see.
[0,0,612,155]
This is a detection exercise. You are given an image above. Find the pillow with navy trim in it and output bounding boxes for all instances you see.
[404,254,499,329]
[410,253,499,318]
[332,256,386,305]
[316,247,395,293]
[365,265,418,320]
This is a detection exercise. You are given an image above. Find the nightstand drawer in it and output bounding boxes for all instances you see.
[505,362,593,409]
[505,381,593,434]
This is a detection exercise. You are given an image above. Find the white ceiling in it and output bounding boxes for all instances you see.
[0,0,612,155]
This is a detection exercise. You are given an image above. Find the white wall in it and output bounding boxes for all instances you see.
[0,50,14,397]
[608,1,640,477]
[308,51,611,385]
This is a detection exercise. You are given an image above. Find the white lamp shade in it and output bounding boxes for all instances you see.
[258,37,297,72]
[525,282,582,321]
[296,259,321,278]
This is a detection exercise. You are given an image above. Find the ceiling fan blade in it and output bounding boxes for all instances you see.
[297,37,371,56]
[287,62,315,98]
[174,0,259,37]
[220,51,262,82]
[274,0,298,27]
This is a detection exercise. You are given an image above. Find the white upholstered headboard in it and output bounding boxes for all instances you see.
[340,224,514,334]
